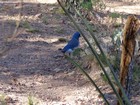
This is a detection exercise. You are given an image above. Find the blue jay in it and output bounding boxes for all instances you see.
[61,32,80,54]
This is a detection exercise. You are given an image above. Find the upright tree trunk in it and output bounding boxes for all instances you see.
[118,15,139,105]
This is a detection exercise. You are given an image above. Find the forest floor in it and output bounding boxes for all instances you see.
[0,0,139,105]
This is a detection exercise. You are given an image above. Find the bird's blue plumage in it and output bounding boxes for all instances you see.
[62,32,80,53]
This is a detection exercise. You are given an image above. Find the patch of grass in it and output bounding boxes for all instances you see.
[0,94,7,105]
[100,72,108,83]
[100,72,117,86]
[109,13,121,19]
[73,48,83,56]
[26,28,41,33]
[41,16,49,25]
[55,7,65,14]
[28,95,38,105]
[82,54,98,67]
[20,21,41,33]
[85,54,95,61]
[20,20,31,29]
[54,27,65,34]
[81,1,92,10]
[28,96,33,105]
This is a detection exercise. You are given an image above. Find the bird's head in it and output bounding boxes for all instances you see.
[72,32,80,39]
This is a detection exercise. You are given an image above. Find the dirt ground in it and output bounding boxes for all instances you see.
[0,0,139,105]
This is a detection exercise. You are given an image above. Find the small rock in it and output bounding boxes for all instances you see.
[5,96,14,103]
[35,13,42,18]
[47,75,54,79]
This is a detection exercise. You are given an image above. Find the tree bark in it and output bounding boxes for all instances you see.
[118,15,139,105]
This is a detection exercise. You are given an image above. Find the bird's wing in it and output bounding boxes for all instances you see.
[62,38,79,53]
[67,38,79,48]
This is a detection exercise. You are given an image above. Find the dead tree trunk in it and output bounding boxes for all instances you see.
[118,15,139,105]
